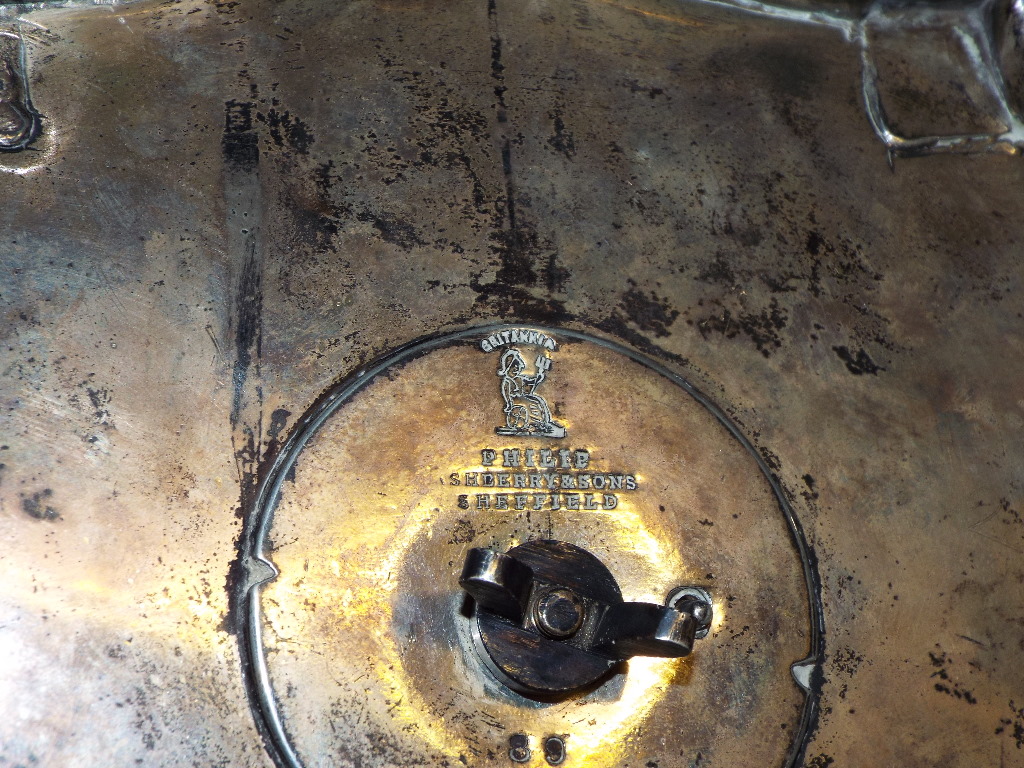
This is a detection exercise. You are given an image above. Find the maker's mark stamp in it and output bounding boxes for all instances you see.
[480,329,565,439]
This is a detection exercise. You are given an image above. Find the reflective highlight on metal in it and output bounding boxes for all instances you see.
[237,326,822,768]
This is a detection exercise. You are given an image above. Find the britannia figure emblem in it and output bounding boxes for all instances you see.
[494,346,566,438]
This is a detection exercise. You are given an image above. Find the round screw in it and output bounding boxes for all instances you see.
[666,586,713,639]
[534,588,586,639]
[690,601,710,623]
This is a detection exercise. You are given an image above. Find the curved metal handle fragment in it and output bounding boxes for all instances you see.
[0,29,40,152]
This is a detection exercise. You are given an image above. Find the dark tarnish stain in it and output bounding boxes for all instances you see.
[620,78,670,101]
[697,254,736,285]
[546,251,570,295]
[702,43,825,154]
[806,231,826,257]
[67,374,115,427]
[929,648,978,704]
[801,474,819,502]
[285,160,426,253]
[380,64,493,217]
[468,0,568,323]
[355,208,427,251]
[267,408,291,442]
[448,519,476,545]
[832,345,884,375]
[330,708,441,767]
[595,313,690,367]
[689,196,898,371]
[547,108,576,159]
[222,100,259,173]
[21,488,59,521]
[831,646,863,704]
[619,281,679,338]
[287,161,342,252]
[257,108,313,154]
[995,700,1024,749]
[223,94,263,440]
[125,685,162,751]
[223,86,265,642]
[493,135,537,288]
[759,446,783,472]
[263,407,293,472]
[106,643,126,660]
[231,245,263,432]
[488,0,505,102]
[806,756,835,768]
[470,250,566,329]
[85,384,112,424]
[697,298,788,357]
[999,497,1022,528]
[747,44,821,100]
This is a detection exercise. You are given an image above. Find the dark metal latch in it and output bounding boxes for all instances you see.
[459,540,713,700]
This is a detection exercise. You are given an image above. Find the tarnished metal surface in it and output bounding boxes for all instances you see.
[241,328,817,766]
[1,0,1023,766]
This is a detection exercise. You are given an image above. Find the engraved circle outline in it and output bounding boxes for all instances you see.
[236,324,825,768]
